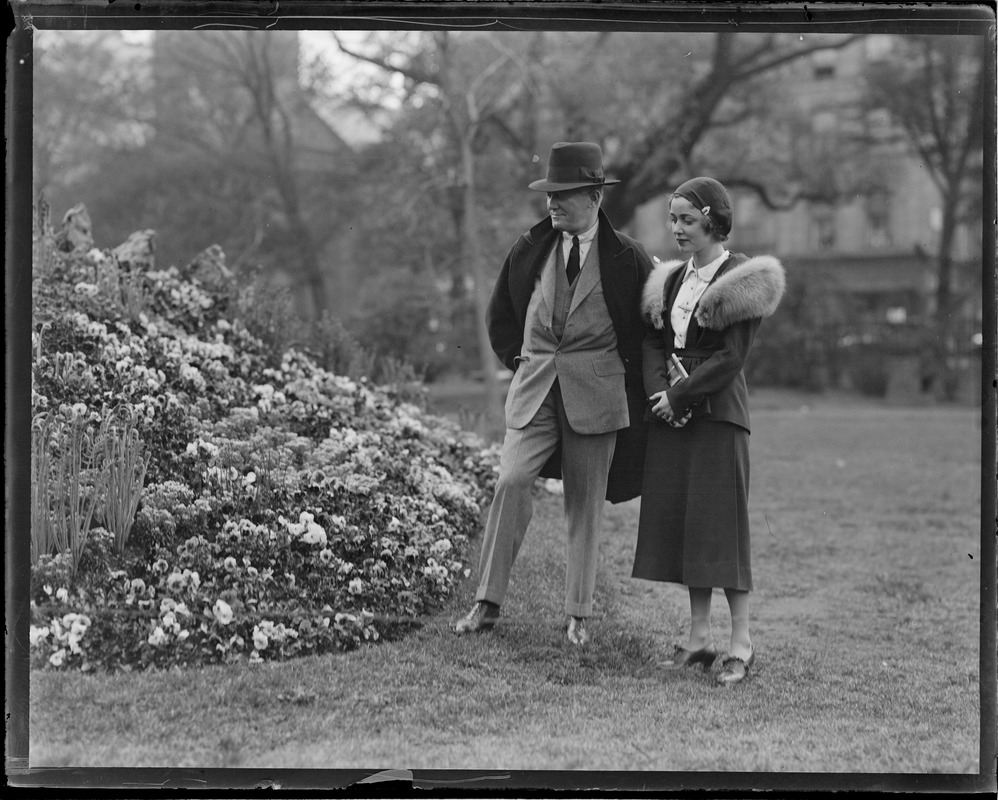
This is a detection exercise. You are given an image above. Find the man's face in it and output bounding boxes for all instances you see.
[546,188,599,234]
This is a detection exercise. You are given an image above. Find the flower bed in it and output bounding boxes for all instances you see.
[30,216,499,672]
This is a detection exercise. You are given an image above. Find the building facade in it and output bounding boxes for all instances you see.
[631,34,983,399]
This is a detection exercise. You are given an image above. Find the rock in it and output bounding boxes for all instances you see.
[55,203,94,253]
[185,244,234,291]
[112,230,156,271]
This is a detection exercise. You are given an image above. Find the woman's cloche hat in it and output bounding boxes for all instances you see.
[528,141,621,192]
[673,176,733,237]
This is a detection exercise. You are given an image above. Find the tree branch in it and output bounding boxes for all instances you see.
[732,34,864,83]
[331,32,437,86]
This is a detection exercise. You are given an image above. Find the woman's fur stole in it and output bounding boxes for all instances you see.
[641,255,786,331]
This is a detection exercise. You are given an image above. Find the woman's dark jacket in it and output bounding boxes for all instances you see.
[640,253,786,431]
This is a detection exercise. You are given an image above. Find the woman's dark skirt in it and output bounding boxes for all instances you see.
[632,417,753,591]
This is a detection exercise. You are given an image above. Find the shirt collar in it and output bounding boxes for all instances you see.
[562,219,599,246]
[684,249,729,282]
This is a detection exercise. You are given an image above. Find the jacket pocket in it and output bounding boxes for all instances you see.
[593,356,626,377]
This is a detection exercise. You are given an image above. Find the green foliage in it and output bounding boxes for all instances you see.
[96,408,149,554]
[31,411,103,579]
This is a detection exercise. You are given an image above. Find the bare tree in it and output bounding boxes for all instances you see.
[600,33,866,225]
[154,31,352,317]
[332,31,537,425]
[33,31,152,200]
[865,34,986,397]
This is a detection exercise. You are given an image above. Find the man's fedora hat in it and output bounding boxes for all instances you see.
[528,141,621,192]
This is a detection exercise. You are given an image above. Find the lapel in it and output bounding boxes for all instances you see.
[568,240,601,316]
[539,245,557,327]
[512,217,559,323]
[594,210,636,332]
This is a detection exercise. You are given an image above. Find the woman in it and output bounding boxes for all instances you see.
[633,177,784,686]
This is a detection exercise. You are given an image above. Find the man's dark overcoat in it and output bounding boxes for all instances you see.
[486,209,654,503]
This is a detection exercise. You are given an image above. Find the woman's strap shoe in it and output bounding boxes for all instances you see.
[715,649,755,686]
[567,616,589,646]
[662,642,717,671]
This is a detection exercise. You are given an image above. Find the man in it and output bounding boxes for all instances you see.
[454,141,653,645]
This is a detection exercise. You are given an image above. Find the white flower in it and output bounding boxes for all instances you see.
[252,627,269,651]
[148,626,168,647]
[130,578,146,594]
[29,626,50,647]
[73,282,99,297]
[348,577,364,595]
[162,612,180,634]
[55,587,69,603]
[213,599,233,625]
[302,522,327,546]
[166,571,186,590]
[49,649,67,667]
[223,556,238,573]
[290,511,327,546]
[430,538,453,556]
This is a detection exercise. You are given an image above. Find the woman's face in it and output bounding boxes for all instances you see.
[669,195,716,254]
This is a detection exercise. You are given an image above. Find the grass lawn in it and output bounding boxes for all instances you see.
[27,392,985,782]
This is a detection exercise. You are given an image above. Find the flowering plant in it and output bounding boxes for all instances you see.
[30,214,499,672]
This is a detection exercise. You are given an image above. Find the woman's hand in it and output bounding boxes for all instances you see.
[648,390,674,422]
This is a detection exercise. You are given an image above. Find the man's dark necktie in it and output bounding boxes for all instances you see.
[566,236,580,283]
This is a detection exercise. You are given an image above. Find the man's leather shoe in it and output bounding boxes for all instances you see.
[453,601,499,634]
[662,642,717,671]
[567,616,589,646]
[715,649,755,686]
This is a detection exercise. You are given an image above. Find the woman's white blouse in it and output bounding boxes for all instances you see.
[671,250,729,348]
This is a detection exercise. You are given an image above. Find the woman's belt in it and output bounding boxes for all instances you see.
[673,347,718,359]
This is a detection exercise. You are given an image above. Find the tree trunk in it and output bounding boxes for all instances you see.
[460,135,503,433]
[934,194,960,400]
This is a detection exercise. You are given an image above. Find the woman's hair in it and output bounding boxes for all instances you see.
[699,209,729,243]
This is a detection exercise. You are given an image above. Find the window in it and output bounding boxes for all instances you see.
[812,205,836,250]
[866,188,892,249]
[812,49,837,79]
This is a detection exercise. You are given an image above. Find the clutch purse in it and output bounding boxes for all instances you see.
[665,354,693,428]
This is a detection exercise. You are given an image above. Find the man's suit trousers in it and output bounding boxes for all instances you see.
[475,382,617,618]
